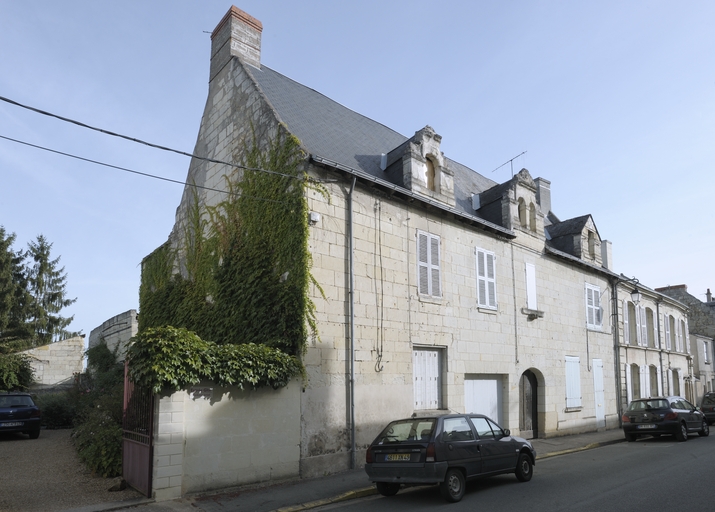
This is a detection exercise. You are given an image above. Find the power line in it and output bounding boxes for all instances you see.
[0,94,303,182]
[0,134,290,205]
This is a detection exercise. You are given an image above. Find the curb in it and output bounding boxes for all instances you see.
[273,487,377,512]
[535,437,625,460]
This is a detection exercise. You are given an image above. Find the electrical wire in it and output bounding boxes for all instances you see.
[0,94,303,182]
[0,134,289,205]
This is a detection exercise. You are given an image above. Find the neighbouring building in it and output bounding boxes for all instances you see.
[656,285,715,396]
[88,309,138,359]
[141,5,693,499]
[22,335,85,390]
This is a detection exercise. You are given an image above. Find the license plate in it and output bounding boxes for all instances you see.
[637,424,656,429]
[386,454,410,462]
[1,422,23,427]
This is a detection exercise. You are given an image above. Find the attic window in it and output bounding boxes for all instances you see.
[426,157,436,191]
[588,231,596,259]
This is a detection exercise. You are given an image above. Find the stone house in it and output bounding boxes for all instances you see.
[144,5,694,496]
[88,309,138,359]
[21,335,85,390]
[656,285,715,397]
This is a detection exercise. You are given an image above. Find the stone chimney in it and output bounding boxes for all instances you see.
[600,239,613,270]
[210,6,263,81]
[534,177,551,214]
[708,288,712,302]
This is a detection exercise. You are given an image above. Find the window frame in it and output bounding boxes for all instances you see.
[585,283,602,330]
[476,247,497,309]
[565,355,582,409]
[416,230,442,298]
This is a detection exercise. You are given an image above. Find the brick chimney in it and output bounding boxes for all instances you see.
[210,6,263,81]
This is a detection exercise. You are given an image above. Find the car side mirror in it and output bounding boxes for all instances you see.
[504,429,511,437]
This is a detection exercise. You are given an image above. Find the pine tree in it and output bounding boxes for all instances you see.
[26,235,77,344]
[0,227,33,351]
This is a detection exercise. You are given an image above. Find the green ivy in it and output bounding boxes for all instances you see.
[138,129,327,359]
[127,326,303,394]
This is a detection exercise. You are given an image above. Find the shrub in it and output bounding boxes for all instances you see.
[72,407,123,477]
[0,352,34,391]
[36,392,76,429]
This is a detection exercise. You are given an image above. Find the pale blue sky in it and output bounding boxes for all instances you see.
[1,0,714,335]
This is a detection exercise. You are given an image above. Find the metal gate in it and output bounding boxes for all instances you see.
[122,361,154,497]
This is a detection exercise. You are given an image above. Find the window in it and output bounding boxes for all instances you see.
[476,248,497,309]
[623,300,630,344]
[417,231,441,298]
[529,203,537,232]
[525,263,537,310]
[413,349,441,410]
[646,308,655,348]
[425,157,436,191]
[664,313,672,350]
[585,284,602,330]
[518,198,527,228]
[441,417,473,442]
[565,356,582,408]
[588,231,596,259]
[674,316,682,352]
[705,340,711,365]
[682,319,689,354]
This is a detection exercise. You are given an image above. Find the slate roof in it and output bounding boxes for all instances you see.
[250,65,498,216]
[545,214,591,239]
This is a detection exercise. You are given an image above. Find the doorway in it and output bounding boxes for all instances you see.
[519,370,538,439]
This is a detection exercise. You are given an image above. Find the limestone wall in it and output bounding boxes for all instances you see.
[23,336,85,387]
[88,310,138,359]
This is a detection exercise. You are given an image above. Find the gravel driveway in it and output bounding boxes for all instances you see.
[0,429,142,512]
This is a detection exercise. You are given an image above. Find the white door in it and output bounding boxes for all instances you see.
[592,359,605,428]
[465,377,502,425]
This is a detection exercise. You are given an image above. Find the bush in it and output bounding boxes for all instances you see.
[72,407,123,477]
[36,392,76,429]
[0,352,34,391]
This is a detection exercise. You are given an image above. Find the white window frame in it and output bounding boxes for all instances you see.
[565,356,582,408]
[413,348,441,410]
[417,231,441,298]
[476,247,497,309]
[585,284,602,330]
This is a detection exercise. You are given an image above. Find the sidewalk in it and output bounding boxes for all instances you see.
[69,428,625,512]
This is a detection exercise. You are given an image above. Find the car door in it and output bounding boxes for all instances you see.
[440,416,482,477]
[680,399,702,430]
[470,416,518,474]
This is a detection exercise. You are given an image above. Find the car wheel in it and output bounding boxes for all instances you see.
[28,430,40,440]
[439,468,466,503]
[515,453,533,482]
[676,422,688,442]
[698,420,710,437]
[624,432,637,442]
[375,482,400,497]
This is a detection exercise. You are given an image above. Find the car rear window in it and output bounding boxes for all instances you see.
[0,395,35,407]
[376,419,436,443]
[627,399,669,411]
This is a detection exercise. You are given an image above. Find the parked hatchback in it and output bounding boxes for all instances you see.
[621,396,708,442]
[365,413,536,503]
[0,392,41,439]
[700,392,715,425]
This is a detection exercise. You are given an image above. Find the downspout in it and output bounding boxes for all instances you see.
[611,278,623,423]
[348,177,357,470]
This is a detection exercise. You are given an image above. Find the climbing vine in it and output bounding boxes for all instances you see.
[136,129,327,389]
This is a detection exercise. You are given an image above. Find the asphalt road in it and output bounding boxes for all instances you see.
[319,434,715,511]
[0,429,141,512]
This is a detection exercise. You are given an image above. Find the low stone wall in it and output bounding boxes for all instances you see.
[23,336,85,387]
[152,379,301,501]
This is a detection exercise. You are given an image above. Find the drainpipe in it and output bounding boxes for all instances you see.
[611,278,623,423]
[348,177,357,470]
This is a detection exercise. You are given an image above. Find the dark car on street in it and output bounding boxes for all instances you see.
[621,396,709,442]
[0,392,41,439]
[700,392,715,425]
[364,413,536,503]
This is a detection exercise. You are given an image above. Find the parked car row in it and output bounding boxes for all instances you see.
[364,413,535,503]
[0,391,42,439]
[621,395,709,442]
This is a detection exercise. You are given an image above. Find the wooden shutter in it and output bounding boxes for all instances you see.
[565,356,581,408]
[625,363,632,405]
[623,300,630,344]
[476,249,497,308]
[417,232,429,295]
[664,314,671,350]
[430,236,441,298]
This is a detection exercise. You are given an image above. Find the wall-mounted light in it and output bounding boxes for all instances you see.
[631,288,641,304]
[308,211,321,225]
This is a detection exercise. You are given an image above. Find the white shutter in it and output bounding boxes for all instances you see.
[417,231,440,297]
[586,288,595,326]
[640,307,648,347]
[525,263,537,310]
[565,356,582,408]
[413,350,425,409]
[664,314,671,350]
[426,350,439,409]
[656,366,663,396]
[641,365,649,398]
[417,232,429,296]
[635,305,643,346]
[623,300,630,344]
[476,248,497,308]
[625,363,632,405]
[486,253,496,308]
[667,369,673,395]
[685,319,691,354]
[594,288,602,326]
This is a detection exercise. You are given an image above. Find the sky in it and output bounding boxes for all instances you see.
[1,0,714,337]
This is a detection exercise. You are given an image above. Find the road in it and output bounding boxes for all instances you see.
[318,434,715,511]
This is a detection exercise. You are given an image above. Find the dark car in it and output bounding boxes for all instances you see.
[621,396,709,442]
[0,392,42,439]
[364,413,536,503]
[700,392,715,425]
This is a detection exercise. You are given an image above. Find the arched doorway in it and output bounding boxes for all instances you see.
[519,370,538,439]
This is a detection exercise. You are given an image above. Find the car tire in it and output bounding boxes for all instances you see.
[698,420,710,437]
[28,430,40,440]
[624,432,637,442]
[675,422,688,442]
[375,482,400,497]
[515,453,533,482]
[439,468,466,503]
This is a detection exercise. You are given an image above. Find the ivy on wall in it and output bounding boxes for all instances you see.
[137,129,326,389]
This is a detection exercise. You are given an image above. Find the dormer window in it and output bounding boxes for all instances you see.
[588,231,596,259]
[518,198,527,228]
[426,157,436,191]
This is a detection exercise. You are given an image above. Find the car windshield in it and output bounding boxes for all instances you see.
[376,419,436,443]
[627,399,669,411]
[703,394,715,406]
